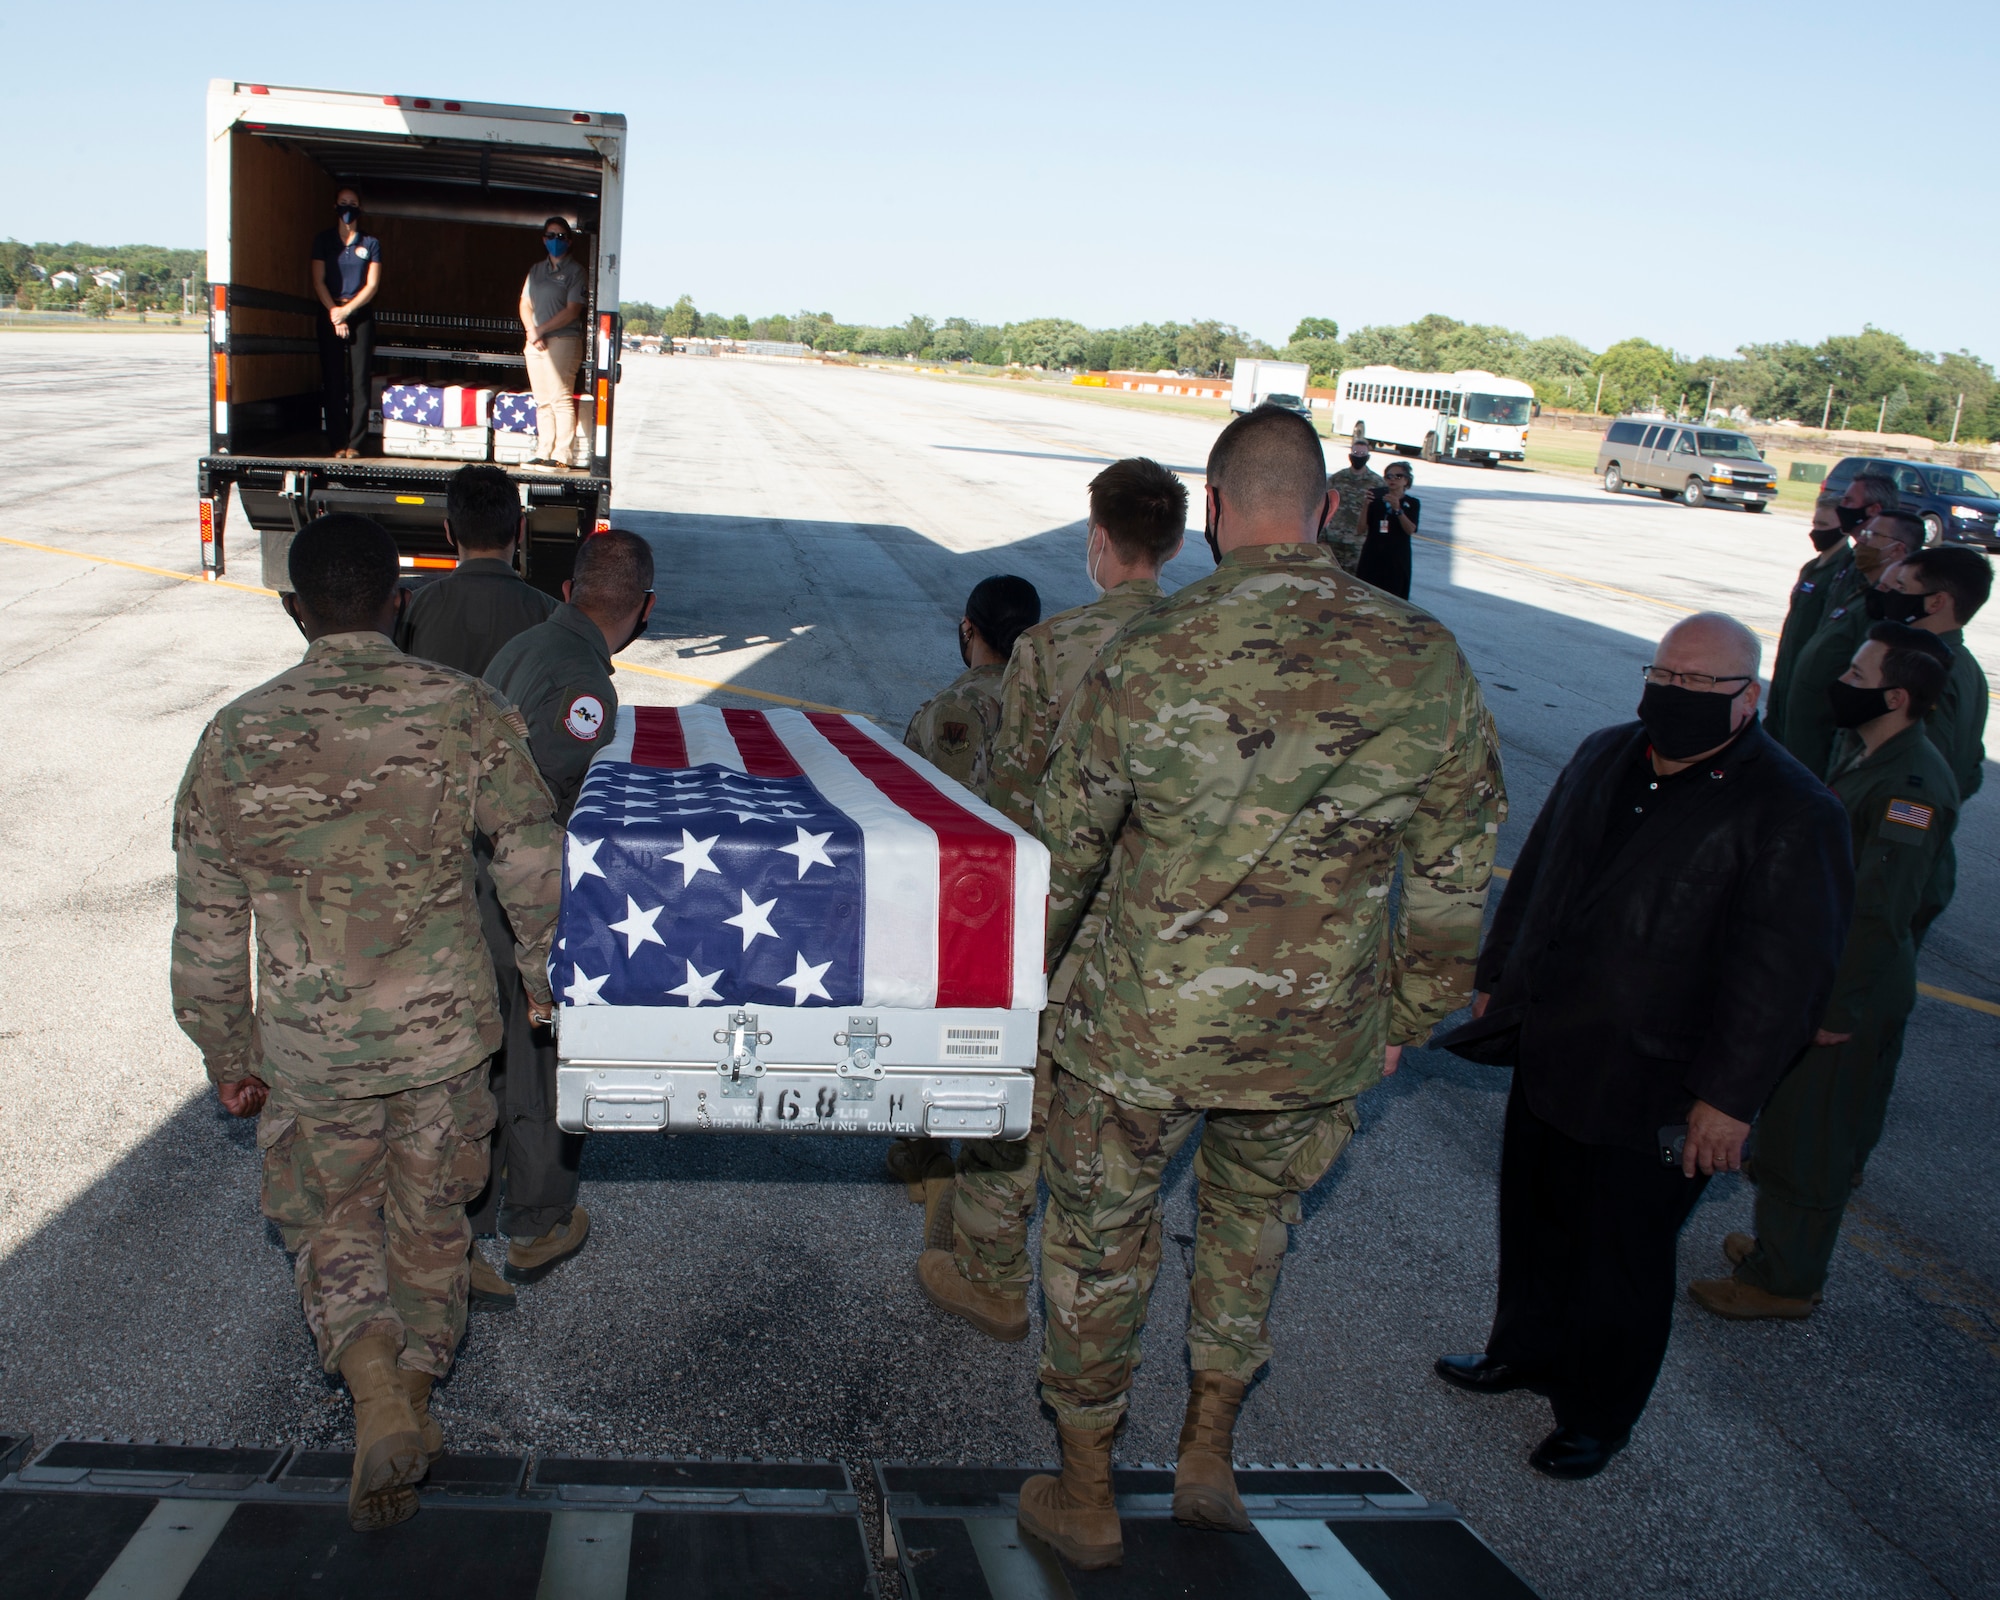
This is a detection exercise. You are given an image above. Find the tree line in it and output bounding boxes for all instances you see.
[624,295,2000,445]
[1,240,205,315]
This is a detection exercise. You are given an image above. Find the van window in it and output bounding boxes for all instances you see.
[1640,426,1660,449]
[1696,431,1759,458]
[1674,433,1696,455]
[1892,466,1926,495]
[1607,421,1645,445]
[1930,468,1999,498]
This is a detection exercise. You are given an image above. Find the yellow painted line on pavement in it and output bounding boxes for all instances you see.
[0,533,278,597]
[0,531,859,717]
[1493,868,2000,1018]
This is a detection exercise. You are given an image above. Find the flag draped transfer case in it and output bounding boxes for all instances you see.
[555,706,1049,1139]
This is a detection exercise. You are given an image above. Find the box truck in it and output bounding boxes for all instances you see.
[196,80,627,593]
[1229,358,1311,416]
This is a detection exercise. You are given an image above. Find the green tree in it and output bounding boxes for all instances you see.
[1592,337,1686,415]
[1290,316,1339,343]
[662,294,698,339]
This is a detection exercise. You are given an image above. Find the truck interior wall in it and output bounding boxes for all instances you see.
[228,127,330,406]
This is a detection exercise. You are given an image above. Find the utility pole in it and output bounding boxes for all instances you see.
[1877,395,1887,435]
[1950,392,1964,446]
[1705,376,1717,422]
[1821,384,1833,430]
[1843,402,1853,430]
[1592,372,1604,415]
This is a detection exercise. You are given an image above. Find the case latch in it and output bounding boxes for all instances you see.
[924,1089,1008,1136]
[714,1011,771,1098]
[833,1016,891,1100]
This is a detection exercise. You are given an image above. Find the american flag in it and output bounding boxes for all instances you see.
[557,706,1048,1013]
[493,392,538,434]
[382,386,489,427]
[1886,798,1934,831]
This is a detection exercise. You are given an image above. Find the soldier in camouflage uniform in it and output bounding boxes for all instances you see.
[171,514,562,1533]
[1321,437,1384,574]
[914,459,1186,1341]
[886,573,1042,1193]
[1015,409,1505,1570]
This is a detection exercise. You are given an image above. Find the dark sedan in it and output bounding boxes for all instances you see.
[1822,455,2000,550]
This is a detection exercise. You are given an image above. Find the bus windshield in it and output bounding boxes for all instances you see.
[1696,432,1760,458]
[1465,393,1530,426]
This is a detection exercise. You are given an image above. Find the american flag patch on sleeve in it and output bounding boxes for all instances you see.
[1886,798,1934,830]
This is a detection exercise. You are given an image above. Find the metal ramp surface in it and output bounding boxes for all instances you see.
[879,1462,1540,1600]
[0,1438,873,1599]
[0,1436,1540,1599]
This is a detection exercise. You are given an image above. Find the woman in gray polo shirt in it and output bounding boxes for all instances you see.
[518,216,589,471]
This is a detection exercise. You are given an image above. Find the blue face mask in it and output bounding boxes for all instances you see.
[545,236,569,259]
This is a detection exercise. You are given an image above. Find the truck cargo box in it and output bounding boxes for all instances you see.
[555,707,1048,1139]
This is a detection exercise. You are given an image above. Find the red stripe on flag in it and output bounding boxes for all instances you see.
[723,709,804,777]
[806,713,1014,1008]
[460,388,480,427]
[630,706,688,768]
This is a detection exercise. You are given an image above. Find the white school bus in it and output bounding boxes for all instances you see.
[1329,366,1535,466]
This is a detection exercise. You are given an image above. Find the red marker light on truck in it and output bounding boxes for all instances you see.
[444,101,461,111]
[413,98,431,109]
[382,96,400,107]
[572,113,591,123]
[247,85,269,95]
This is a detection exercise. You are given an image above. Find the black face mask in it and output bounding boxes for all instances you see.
[1637,682,1740,761]
[1827,679,1892,728]
[1835,503,1868,532]
[1348,455,1368,471]
[1809,524,1846,552]
[1864,586,1929,624]
[336,205,360,225]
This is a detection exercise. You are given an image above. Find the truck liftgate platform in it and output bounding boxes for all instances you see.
[0,1434,1538,1598]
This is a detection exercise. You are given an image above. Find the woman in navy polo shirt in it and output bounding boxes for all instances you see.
[310,186,384,459]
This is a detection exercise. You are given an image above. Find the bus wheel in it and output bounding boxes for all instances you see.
[1422,433,1439,462]
[1603,463,1623,492]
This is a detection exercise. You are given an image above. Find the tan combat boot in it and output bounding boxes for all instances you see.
[1687,1276,1818,1320]
[403,1370,444,1464]
[337,1334,428,1531]
[914,1249,1029,1342]
[469,1250,517,1312]
[1017,1420,1122,1569]
[1173,1371,1251,1533]
[505,1206,591,1285]
[884,1136,952,1202]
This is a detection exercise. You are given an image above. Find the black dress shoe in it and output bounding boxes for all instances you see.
[1528,1427,1628,1481]
[1433,1354,1541,1394]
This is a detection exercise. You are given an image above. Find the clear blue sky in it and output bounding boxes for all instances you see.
[8,0,1995,362]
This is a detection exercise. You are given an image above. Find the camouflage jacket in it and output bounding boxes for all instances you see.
[987,579,1163,1007]
[1036,543,1506,1110]
[171,631,563,1101]
[1321,464,1385,573]
[986,579,1163,831]
[903,661,1006,791]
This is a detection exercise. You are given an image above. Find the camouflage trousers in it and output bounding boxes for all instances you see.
[949,1049,1056,1295]
[1038,1068,1356,1427]
[258,1067,495,1377]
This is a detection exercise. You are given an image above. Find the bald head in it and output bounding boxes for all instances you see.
[1655,612,1761,681]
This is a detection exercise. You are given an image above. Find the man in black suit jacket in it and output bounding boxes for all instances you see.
[1434,612,1853,1480]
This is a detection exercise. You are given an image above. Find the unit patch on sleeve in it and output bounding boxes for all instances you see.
[564,694,607,741]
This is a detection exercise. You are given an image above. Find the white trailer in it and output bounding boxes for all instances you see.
[1230,358,1311,414]
[198,79,628,591]
[1329,366,1535,466]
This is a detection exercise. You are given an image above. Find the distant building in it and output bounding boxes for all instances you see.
[50,270,79,290]
[90,270,123,290]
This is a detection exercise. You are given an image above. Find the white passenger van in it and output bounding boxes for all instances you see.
[1329,367,1535,466]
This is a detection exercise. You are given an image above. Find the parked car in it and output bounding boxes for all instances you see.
[1596,420,1779,511]
[1821,456,2000,550]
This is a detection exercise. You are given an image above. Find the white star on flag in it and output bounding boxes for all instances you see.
[778,951,833,1003]
[565,966,609,1005]
[666,829,722,885]
[567,835,606,888]
[777,826,836,879]
[723,890,779,949]
[607,895,667,957]
[668,960,724,1006]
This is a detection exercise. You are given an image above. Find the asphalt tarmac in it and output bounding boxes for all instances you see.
[0,335,1994,1599]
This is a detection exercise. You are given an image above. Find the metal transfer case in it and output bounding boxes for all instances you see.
[554,705,1048,1139]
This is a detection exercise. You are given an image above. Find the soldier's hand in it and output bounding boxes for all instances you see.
[217,1075,269,1118]
[1383,1045,1402,1077]
[1683,1098,1750,1179]
[1471,991,1490,1019]
[524,984,555,1030]
[1814,1028,1851,1046]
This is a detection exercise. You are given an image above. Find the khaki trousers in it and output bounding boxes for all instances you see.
[525,336,584,463]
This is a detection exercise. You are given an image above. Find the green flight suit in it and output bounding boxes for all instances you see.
[1739,721,1958,1301]
[1764,546,1854,743]
[1773,595,1871,783]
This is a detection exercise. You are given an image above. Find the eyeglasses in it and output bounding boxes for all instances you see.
[544,231,570,242]
[1642,666,1753,693]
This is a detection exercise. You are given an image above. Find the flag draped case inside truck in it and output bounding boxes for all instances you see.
[552,706,1048,1139]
